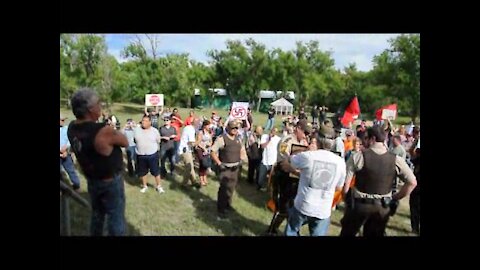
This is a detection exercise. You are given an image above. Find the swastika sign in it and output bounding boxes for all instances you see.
[230,102,249,120]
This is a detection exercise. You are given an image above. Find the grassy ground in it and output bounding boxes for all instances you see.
[60,103,417,236]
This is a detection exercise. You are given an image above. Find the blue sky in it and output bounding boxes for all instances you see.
[105,34,402,71]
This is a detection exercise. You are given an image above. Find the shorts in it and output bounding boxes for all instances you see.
[136,152,160,177]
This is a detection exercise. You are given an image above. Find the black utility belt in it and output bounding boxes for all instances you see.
[221,165,240,171]
[355,197,392,207]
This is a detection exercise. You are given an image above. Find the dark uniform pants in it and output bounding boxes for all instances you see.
[409,187,420,233]
[217,166,240,213]
[340,200,390,237]
[267,169,299,234]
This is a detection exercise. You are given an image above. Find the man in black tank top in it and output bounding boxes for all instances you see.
[340,126,417,237]
[67,89,129,236]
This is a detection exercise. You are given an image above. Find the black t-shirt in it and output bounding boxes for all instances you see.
[247,135,262,160]
[247,114,253,127]
[268,109,275,119]
[159,125,176,150]
[319,110,327,121]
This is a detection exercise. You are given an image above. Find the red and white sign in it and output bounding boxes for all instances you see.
[376,104,397,120]
[230,102,249,120]
[381,109,397,120]
[145,94,164,106]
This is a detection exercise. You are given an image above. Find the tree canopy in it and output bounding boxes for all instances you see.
[60,34,420,122]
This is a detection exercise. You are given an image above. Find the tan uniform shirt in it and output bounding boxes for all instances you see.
[346,142,416,198]
[277,134,303,164]
[211,135,247,167]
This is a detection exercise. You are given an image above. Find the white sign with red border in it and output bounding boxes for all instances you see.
[381,109,397,120]
[145,94,164,106]
[230,102,249,120]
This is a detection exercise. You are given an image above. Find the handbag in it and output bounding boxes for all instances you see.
[201,156,212,168]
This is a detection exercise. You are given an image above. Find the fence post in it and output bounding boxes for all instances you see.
[60,192,71,236]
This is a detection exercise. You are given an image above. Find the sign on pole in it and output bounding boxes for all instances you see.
[376,104,397,121]
[230,102,249,120]
[145,94,164,106]
[381,109,397,120]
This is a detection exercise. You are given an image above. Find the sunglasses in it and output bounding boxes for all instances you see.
[231,127,239,130]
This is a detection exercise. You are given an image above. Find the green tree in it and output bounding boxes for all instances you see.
[372,34,420,123]
[60,34,110,107]
[208,40,249,102]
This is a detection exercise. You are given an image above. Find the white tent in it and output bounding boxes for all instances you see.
[271,98,294,115]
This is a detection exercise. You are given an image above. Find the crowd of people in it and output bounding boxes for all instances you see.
[60,89,420,236]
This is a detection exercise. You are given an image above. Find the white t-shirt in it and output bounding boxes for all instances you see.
[290,150,347,219]
[260,134,281,166]
[134,126,160,155]
[178,125,196,155]
[334,137,345,158]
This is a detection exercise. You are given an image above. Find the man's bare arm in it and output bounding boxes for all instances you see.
[94,126,129,155]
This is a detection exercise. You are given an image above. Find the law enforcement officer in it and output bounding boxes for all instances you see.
[211,120,248,220]
[340,125,417,237]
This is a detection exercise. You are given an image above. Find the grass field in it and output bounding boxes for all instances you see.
[60,103,418,236]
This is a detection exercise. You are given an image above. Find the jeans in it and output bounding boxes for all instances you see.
[87,174,126,236]
[285,206,330,236]
[257,164,272,189]
[160,147,175,177]
[173,141,180,163]
[264,118,274,131]
[126,146,137,177]
[60,155,81,189]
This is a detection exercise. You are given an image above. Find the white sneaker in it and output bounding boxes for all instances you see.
[140,186,148,193]
[156,186,165,193]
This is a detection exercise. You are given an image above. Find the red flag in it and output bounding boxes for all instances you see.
[341,96,360,127]
[375,104,397,120]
